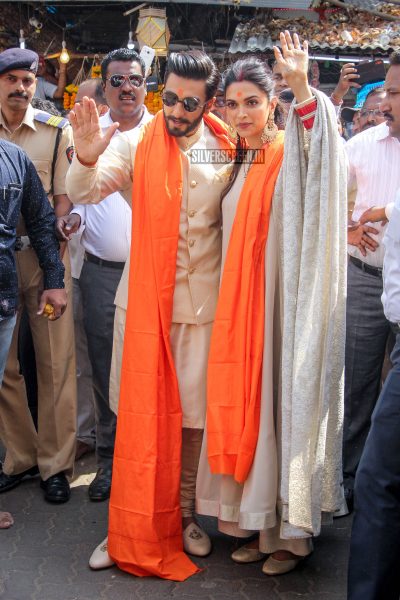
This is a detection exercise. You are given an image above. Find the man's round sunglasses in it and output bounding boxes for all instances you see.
[162,91,206,113]
[106,74,145,88]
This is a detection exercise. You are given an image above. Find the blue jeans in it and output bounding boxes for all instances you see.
[348,329,400,600]
[0,314,17,387]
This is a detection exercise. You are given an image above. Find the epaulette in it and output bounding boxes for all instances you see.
[34,111,69,129]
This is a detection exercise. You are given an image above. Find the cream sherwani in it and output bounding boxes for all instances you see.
[66,120,231,428]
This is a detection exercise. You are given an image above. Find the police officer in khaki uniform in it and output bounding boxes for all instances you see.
[0,48,76,503]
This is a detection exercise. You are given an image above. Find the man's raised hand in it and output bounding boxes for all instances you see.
[69,96,119,165]
[332,63,361,103]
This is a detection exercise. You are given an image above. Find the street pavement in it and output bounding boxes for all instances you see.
[0,452,351,600]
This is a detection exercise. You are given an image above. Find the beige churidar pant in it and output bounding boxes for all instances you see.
[110,309,212,517]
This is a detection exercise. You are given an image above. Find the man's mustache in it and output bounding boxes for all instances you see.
[119,92,136,101]
[383,112,394,122]
[166,116,191,126]
[9,92,28,99]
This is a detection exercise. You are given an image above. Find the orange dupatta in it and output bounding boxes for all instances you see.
[207,132,284,483]
[108,110,232,581]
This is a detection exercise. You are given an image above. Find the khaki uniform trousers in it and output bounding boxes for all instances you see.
[0,247,76,480]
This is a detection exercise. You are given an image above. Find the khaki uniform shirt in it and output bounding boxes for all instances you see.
[0,104,74,234]
[66,121,232,325]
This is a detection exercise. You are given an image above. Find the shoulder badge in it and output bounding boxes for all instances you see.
[34,111,69,129]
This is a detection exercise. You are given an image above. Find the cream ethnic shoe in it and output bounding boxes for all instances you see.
[231,543,267,564]
[183,523,212,557]
[89,536,115,570]
[262,555,301,576]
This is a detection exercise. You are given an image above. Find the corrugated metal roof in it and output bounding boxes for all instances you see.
[228,17,400,54]
[145,0,313,6]
[229,39,399,52]
[310,41,398,51]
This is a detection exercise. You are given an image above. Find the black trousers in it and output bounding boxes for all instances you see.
[79,259,122,470]
[348,329,400,600]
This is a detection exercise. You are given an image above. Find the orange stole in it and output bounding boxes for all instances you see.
[207,132,284,484]
[108,111,232,581]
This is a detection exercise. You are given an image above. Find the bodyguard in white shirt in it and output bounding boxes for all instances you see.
[68,79,109,461]
[58,49,152,502]
[342,76,400,513]
[348,51,400,600]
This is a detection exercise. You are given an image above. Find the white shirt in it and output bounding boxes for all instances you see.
[71,107,152,276]
[382,190,400,324]
[34,77,57,100]
[346,123,400,268]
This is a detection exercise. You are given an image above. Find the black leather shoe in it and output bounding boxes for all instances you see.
[0,465,39,493]
[40,472,70,504]
[88,467,112,502]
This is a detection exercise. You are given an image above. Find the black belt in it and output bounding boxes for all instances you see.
[85,252,125,270]
[349,255,383,278]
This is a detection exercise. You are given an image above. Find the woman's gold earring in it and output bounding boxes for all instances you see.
[261,113,278,145]
[228,123,237,140]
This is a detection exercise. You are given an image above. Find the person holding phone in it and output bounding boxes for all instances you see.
[330,62,361,111]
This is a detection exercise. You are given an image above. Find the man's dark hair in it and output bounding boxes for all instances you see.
[31,97,62,116]
[164,50,220,101]
[101,48,145,81]
[390,51,400,67]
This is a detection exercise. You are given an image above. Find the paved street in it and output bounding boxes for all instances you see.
[0,453,351,600]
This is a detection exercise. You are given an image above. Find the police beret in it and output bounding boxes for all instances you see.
[0,48,39,76]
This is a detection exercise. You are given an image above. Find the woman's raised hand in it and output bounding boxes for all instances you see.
[273,31,312,103]
[69,96,119,165]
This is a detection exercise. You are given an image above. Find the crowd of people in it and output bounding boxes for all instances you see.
[0,29,399,600]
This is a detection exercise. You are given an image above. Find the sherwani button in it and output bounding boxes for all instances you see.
[188,210,196,218]
[188,239,195,247]
[188,267,196,274]
[190,180,197,188]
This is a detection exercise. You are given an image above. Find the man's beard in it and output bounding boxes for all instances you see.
[163,107,205,138]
